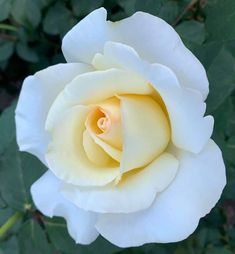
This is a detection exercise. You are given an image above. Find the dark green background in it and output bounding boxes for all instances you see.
[0,0,235,253]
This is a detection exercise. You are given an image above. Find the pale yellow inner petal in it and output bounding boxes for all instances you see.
[86,97,123,150]
[120,95,171,174]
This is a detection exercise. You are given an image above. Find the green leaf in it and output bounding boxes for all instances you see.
[176,20,205,45]
[206,46,235,113]
[205,247,233,254]
[43,2,76,37]
[18,220,53,254]
[71,0,104,17]
[0,103,46,211]
[0,141,46,211]
[205,0,235,42]
[158,1,179,24]
[45,217,120,254]
[0,42,14,62]
[0,101,16,155]
[0,236,19,254]
[135,0,162,16]
[16,42,39,63]
[11,0,41,29]
[0,0,12,21]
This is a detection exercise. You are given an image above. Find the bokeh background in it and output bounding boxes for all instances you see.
[0,0,235,253]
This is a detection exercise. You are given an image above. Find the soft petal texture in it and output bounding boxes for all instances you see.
[61,153,178,213]
[65,68,153,104]
[62,8,208,98]
[45,68,153,130]
[120,95,170,173]
[93,42,213,153]
[15,63,93,163]
[96,97,123,150]
[62,8,108,63]
[46,105,120,186]
[109,12,209,99]
[31,170,99,244]
[88,131,122,162]
[96,140,226,247]
[83,130,113,166]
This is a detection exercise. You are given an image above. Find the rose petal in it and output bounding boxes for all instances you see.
[83,130,113,166]
[62,9,208,98]
[45,68,153,131]
[46,105,120,186]
[31,170,99,244]
[96,140,226,247]
[61,153,178,213]
[88,131,122,162]
[65,68,153,105]
[15,63,92,163]
[93,42,213,153]
[120,95,170,173]
[108,12,209,99]
[62,8,108,63]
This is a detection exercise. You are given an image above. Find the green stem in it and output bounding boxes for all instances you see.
[0,211,23,238]
[0,24,18,32]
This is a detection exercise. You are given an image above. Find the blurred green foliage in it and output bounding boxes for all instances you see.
[0,0,235,253]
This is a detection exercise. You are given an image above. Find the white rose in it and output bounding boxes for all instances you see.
[15,8,226,247]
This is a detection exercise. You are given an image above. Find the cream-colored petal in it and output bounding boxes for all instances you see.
[64,68,153,105]
[15,63,93,163]
[94,42,213,153]
[61,153,178,213]
[46,68,153,131]
[46,105,119,187]
[96,97,123,150]
[83,130,113,166]
[120,95,170,173]
[88,131,122,162]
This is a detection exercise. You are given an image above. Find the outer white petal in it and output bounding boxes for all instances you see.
[93,42,213,153]
[62,8,108,63]
[148,64,214,153]
[62,9,208,98]
[15,63,93,163]
[61,153,178,213]
[96,140,226,247]
[108,12,209,98]
[31,170,99,244]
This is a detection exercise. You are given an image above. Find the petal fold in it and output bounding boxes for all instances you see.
[31,171,99,244]
[61,153,178,213]
[62,8,108,63]
[15,63,92,163]
[107,12,209,98]
[120,95,170,173]
[96,140,226,247]
[93,42,213,153]
[46,105,119,186]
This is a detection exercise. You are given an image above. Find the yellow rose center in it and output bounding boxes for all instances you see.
[85,97,123,150]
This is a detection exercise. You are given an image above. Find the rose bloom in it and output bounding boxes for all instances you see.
[15,8,226,247]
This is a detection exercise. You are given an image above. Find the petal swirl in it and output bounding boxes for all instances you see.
[15,63,93,163]
[61,153,178,213]
[46,105,120,186]
[96,140,226,247]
